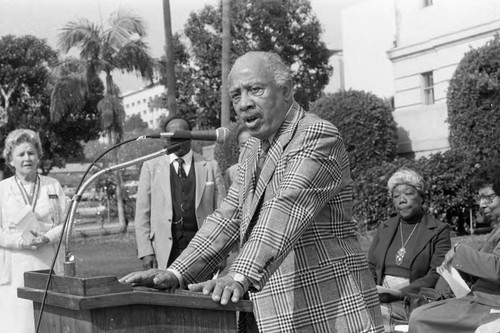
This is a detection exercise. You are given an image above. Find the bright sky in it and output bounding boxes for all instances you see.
[0,0,364,92]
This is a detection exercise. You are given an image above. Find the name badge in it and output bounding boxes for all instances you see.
[49,194,58,199]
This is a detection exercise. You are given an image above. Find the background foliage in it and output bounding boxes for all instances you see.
[310,90,398,177]
[447,34,500,160]
[0,35,102,173]
[159,0,332,129]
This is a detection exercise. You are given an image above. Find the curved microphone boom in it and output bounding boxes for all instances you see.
[140,127,231,144]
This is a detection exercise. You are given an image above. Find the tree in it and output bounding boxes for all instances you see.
[310,90,398,176]
[447,34,500,161]
[0,35,58,126]
[0,35,101,173]
[160,0,332,129]
[124,113,148,133]
[57,10,156,232]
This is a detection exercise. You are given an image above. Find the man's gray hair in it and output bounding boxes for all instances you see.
[232,51,293,88]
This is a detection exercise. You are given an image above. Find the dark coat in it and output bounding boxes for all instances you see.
[368,213,451,295]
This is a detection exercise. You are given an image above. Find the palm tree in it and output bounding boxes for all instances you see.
[57,10,155,232]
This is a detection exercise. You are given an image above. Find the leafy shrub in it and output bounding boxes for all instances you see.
[447,34,500,159]
[354,150,480,234]
[310,90,398,177]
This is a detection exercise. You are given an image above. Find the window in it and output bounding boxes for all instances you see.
[422,72,434,105]
[422,0,433,7]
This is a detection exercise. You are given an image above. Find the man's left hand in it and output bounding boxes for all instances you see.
[188,275,245,305]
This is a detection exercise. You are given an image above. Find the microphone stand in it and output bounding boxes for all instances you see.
[63,142,184,276]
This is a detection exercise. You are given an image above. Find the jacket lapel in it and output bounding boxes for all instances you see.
[158,155,172,210]
[406,214,438,263]
[240,140,260,241]
[240,103,303,240]
[379,216,400,269]
[193,153,206,209]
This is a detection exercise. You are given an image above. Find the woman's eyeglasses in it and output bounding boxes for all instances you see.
[473,193,497,204]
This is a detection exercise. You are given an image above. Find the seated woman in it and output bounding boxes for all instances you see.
[368,168,451,332]
[409,162,500,333]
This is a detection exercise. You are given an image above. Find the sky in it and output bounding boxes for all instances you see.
[0,0,364,92]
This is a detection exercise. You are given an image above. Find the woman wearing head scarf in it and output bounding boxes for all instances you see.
[0,129,67,333]
[367,168,451,332]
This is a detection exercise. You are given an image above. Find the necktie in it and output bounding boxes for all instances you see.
[256,139,271,180]
[176,158,187,180]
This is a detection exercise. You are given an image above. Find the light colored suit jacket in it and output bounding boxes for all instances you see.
[134,152,226,269]
[170,103,383,333]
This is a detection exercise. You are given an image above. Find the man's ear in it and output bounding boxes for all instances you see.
[283,81,293,102]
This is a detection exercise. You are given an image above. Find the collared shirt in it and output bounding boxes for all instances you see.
[168,150,193,176]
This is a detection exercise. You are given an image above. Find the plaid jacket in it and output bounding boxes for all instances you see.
[171,102,383,332]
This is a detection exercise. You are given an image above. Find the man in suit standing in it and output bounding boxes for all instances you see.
[122,52,383,332]
[134,115,227,269]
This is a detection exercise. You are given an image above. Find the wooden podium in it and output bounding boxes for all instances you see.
[18,270,253,333]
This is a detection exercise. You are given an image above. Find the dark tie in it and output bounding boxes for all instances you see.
[176,158,187,180]
[256,139,271,180]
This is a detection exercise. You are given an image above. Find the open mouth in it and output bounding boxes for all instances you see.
[244,114,259,127]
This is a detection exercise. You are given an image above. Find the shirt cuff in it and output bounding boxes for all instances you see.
[166,267,184,288]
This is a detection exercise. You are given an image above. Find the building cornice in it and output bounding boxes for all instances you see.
[388,20,500,60]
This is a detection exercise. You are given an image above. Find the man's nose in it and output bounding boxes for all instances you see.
[239,92,254,111]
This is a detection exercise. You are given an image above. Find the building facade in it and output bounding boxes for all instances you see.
[121,84,168,130]
[342,0,500,157]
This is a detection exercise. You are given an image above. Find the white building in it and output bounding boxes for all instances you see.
[121,84,169,130]
[341,0,500,157]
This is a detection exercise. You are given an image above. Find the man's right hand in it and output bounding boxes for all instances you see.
[141,255,158,269]
[119,269,179,290]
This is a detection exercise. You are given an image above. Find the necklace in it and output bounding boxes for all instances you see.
[395,221,419,265]
[15,175,40,212]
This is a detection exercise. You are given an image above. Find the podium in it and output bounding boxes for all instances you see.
[18,270,253,333]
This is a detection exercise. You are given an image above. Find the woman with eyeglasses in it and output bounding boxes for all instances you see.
[367,168,451,332]
[409,162,500,333]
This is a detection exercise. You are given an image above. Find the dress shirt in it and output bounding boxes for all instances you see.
[168,150,193,176]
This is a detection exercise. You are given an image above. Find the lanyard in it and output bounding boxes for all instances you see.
[15,175,40,212]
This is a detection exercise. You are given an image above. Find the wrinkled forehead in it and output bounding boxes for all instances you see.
[229,56,272,88]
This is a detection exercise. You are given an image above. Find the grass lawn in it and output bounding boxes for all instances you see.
[71,228,491,279]
[71,231,142,278]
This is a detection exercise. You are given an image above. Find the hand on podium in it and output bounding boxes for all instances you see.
[119,269,179,290]
[188,274,246,306]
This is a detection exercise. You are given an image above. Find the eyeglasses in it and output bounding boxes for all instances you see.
[473,193,497,204]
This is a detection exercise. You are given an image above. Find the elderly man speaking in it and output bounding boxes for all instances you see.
[121,51,383,333]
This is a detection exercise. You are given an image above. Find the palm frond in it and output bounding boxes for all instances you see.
[58,18,102,60]
[106,10,147,52]
[114,40,156,80]
[50,75,87,123]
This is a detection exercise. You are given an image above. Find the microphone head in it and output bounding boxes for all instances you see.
[215,127,231,144]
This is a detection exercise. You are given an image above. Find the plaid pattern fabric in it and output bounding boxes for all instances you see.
[171,102,383,332]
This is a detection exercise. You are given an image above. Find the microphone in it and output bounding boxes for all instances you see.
[141,127,231,144]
